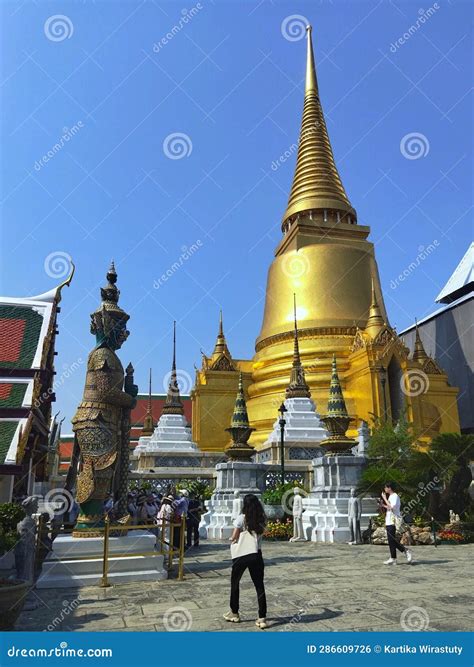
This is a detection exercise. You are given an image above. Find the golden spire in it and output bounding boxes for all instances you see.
[365,277,385,337]
[141,368,155,436]
[282,25,356,228]
[412,320,429,363]
[162,321,184,415]
[209,310,235,371]
[286,294,311,399]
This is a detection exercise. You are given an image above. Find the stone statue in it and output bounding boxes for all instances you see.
[14,496,38,584]
[347,487,362,545]
[71,263,137,537]
[231,491,243,522]
[356,420,370,457]
[449,509,460,524]
[289,487,306,542]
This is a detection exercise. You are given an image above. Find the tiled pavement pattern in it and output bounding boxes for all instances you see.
[18,542,473,632]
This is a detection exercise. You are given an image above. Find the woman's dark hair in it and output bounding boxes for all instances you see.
[242,494,266,535]
[384,481,397,491]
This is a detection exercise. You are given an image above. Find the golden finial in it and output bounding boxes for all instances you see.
[286,294,310,399]
[209,310,235,370]
[305,25,318,94]
[282,23,356,228]
[365,277,385,337]
[413,318,429,363]
[162,321,184,415]
[141,368,155,436]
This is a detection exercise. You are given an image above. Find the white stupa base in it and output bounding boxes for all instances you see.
[302,455,377,543]
[134,413,199,456]
[200,461,266,540]
[256,397,328,463]
[37,532,167,589]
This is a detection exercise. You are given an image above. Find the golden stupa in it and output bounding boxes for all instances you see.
[192,26,460,452]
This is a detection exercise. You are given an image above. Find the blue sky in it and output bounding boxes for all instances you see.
[1,0,472,427]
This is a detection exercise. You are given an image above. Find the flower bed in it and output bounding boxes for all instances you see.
[437,529,466,544]
[263,519,292,541]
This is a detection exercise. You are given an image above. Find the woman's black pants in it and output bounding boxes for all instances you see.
[230,550,267,618]
[386,524,406,559]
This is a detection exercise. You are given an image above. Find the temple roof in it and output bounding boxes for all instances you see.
[282,25,356,226]
[436,242,473,304]
[0,269,73,467]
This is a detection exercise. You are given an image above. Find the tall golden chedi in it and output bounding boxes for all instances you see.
[245,25,460,447]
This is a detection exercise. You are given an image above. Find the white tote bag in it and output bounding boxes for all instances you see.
[230,529,258,559]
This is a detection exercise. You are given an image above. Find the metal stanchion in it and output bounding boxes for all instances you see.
[178,514,186,580]
[168,521,174,570]
[100,515,111,588]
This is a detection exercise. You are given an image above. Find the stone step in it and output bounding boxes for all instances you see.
[37,567,167,589]
[41,554,163,577]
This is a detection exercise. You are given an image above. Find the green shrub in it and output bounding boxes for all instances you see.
[0,503,25,556]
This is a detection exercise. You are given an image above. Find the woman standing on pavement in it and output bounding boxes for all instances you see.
[224,493,268,629]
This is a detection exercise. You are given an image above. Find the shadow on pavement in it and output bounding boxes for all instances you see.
[268,607,343,628]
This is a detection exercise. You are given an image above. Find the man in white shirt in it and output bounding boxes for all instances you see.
[381,482,413,565]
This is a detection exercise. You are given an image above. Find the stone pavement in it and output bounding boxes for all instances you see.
[18,541,473,632]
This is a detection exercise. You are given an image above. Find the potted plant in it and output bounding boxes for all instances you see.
[0,578,31,630]
[262,482,303,520]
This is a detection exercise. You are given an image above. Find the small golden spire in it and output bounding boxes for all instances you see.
[412,319,429,363]
[141,368,155,436]
[286,294,311,399]
[213,309,225,353]
[162,321,184,415]
[282,24,356,228]
[365,277,385,337]
[209,310,235,370]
